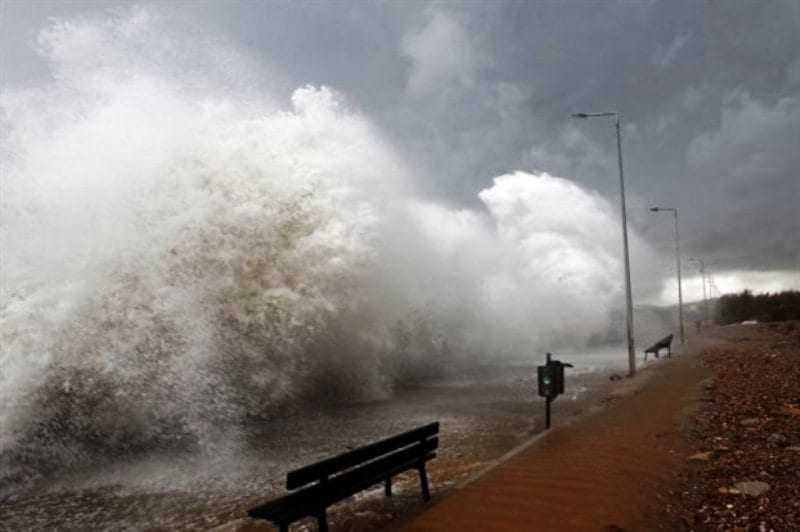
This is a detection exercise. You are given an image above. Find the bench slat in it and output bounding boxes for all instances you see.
[325,440,437,503]
[250,452,437,525]
[286,422,439,489]
[248,485,323,522]
[250,440,438,523]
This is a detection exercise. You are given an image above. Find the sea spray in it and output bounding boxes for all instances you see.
[1,8,653,488]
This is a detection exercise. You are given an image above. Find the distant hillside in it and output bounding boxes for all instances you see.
[585,290,800,347]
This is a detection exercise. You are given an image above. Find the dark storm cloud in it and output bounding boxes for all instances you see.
[2,0,798,279]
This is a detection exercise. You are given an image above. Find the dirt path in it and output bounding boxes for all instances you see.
[401,352,710,531]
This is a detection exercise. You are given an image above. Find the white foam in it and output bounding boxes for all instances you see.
[0,8,655,479]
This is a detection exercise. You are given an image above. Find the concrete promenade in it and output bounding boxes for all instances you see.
[402,353,708,531]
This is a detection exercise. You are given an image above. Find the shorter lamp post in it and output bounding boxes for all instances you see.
[650,206,685,344]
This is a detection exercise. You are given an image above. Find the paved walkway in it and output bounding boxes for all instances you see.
[403,354,709,531]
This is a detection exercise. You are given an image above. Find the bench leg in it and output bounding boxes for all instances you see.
[418,465,431,501]
[316,510,329,532]
[385,477,392,497]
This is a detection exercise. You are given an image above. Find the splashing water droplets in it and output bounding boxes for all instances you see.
[1,9,647,489]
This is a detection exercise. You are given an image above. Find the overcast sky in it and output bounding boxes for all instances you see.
[2,0,798,301]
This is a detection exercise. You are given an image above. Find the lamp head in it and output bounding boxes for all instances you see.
[649,207,660,212]
[571,113,589,119]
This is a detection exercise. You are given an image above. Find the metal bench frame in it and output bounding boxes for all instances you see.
[644,333,674,360]
[248,422,439,532]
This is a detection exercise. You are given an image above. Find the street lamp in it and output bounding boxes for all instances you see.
[571,111,636,376]
[650,206,685,344]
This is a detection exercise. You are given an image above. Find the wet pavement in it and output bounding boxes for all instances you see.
[403,352,708,532]
[1,350,630,531]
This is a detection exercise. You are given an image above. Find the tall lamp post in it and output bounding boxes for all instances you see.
[649,206,685,344]
[571,112,635,376]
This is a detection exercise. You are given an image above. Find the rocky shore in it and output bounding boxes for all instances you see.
[668,322,800,531]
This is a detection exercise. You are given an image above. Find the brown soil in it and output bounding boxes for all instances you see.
[400,345,711,531]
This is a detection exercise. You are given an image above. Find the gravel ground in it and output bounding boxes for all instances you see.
[668,321,800,531]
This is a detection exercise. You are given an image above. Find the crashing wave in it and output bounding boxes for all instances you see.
[0,8,649,488]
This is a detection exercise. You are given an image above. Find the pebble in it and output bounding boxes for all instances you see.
[209,518,269,531]
[740,418,760,426]
[767,433,787,445]
[687,451,713,462]
[733,481,770,497]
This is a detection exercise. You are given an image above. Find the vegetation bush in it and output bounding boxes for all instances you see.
[715,290,800,325]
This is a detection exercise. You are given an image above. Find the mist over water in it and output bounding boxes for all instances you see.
[0,9,651,488]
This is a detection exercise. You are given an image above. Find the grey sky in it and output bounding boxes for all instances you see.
[2,0,798,292]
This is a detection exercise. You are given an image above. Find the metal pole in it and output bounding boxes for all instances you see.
[673,209,685,344]
[571,112,636,376]
[700,261,709,323]
[688,257,709,327]
[545,397,551,429]
[544,352,552,429]
[615,118,636,377]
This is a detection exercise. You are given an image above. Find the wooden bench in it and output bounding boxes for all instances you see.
[248,422,439,532]
[644,334,673,360]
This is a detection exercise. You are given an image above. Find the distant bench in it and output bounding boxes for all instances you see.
[644,334,674,360]
[248,422,439,532]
